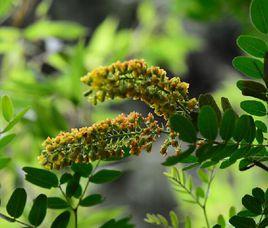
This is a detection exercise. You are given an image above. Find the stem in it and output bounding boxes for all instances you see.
[253,161,268,172]
[58,160,101,228]
[72,160,101,228]
[202,166,216,228]
[74,208,78,228]
[0,212,34,227]
[202,206,210,228]
[76,160,101,209]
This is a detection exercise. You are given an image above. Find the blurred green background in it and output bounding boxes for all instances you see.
[0,0,267,227]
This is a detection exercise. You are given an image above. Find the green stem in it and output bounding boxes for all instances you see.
[58,160,101,228]
[0,212,34,227]
[74,208,78,228]
[75,160,101,209]
[202,206,210,228]
[202,166,216,228]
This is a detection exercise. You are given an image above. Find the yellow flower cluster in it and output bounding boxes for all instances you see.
[81,59,197,118]
[38,112,162,169]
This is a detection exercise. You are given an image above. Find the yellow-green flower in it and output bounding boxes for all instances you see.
[81,59,197,118]
[39,112,162,170]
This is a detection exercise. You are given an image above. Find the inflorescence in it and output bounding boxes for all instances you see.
[81,59,197,118]
[39,59,197,169]
[39,112,162,169]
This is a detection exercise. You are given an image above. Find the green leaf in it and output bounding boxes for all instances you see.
[212,144,238,161]
[0,134,15,150]
[23,167,58,189]
[239,158,252,171]
[220,109,237,141]
[242,194,262,215]
[259,217,268,228]
[198,169,209,183]
[229,216,256,228]
[237,35,267,58]
[0,157,11,169]
[28,194,47,226]
[195,187,205,198]
[66,180,81,198]
[71,163,93,178]
[243,116,256,143]
[162,146,196,166]
[60,173,73,184]
[196,143,218,162]
[182,163,199,171]
[169,114,197,143]
[213,225,221,228]
[217,214,225,227]
[201,160,218,168]
[256,129,264,144]
[198,106,218,141]
[237,80,267,101]
[51,211,71,228]
[169,211,179,228]
[90,169,122,184]
[250,0,268,34]
[233,56,264,79]
[240,100,266,116]
[220,159,236,169]
[2,107,30,133]
[233,115,256,143]
[6,188,27,218]
[1,95,14,122]
[229,206,236,217]
[198,94,222,123]
[255,120,267,132]
[185,216,191,228]
[237,210,258,217]
[229,146,250,163]
[264,53,268,87]
[80,194,104,207]
[47,197,69,209]
[221,97,234,112]
[24,20,86,40]
[252,187,265,204]
[100,217,134,228]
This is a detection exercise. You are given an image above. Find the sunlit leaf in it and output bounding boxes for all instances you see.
[2,107,30,133]
[237,35,267,57]
[233,56,263,79]
[250,0,268,34]
[0,157,11,169]
[240,100,266,116]
[1,95,14,122]
[0,134,15,150]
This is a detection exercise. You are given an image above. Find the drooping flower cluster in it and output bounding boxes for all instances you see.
[38,112,162,169]
[81,59,197,118]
